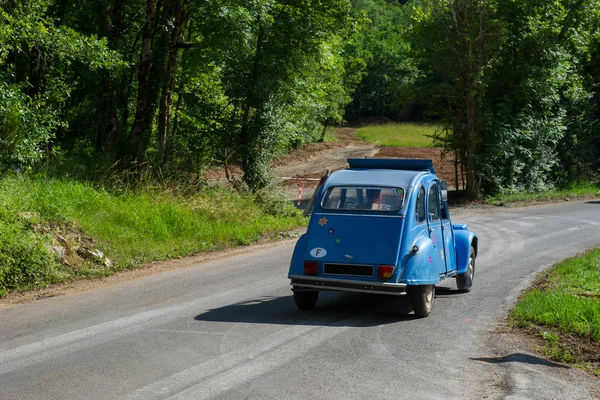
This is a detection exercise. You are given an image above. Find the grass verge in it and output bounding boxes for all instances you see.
[322,131,340,143]
[485,182,600,205]
[0,176,305,295]
[509,248,600,376]
[355,123,441,147]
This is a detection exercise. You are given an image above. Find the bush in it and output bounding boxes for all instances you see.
[0,209,63,294]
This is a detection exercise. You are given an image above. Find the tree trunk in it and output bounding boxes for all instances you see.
[240,21,266,190]
[454,149,459,190]
[96,0,126,156]
[129,0,157,160]
[157,0,190,165]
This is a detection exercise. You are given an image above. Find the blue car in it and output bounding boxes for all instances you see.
[288,158,478,317]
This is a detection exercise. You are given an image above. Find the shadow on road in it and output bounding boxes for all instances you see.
[584,200,600,205]
[194,291,416,327]
[433,286,465,297]
[470,353,569,369]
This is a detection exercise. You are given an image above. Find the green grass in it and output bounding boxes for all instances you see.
[355,123,442,147]
[322,131,340,143]
[0,176,305,294]
[485,182,600,205]
[0,207,64,296]
[510,248,600,372]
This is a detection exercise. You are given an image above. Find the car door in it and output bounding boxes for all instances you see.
[439,181,457,273]
[427,182,448,275]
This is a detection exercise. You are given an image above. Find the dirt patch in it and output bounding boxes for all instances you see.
[376,146,456,186]
[204,128,370,183]
[278,146,379,186]
[276,128,370,168]
[206,128,458,194]
[204,164,243,181]
[276,130,458,190]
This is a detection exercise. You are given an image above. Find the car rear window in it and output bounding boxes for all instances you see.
[321,186,405,211]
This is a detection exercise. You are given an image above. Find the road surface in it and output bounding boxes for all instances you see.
[1,201,599,399]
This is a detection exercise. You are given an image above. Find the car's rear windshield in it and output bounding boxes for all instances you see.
[321,186,405,212]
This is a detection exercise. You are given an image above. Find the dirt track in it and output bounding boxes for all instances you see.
[275,128,457,201]
[207,128,458,201]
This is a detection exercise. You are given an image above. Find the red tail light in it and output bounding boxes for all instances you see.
[304,261,318,275]
[378,265,394,280]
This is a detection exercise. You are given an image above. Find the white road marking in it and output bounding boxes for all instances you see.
[122,322,350,400]
[0,278,281,375]
[475,224,524,267]
[503,220,536,228]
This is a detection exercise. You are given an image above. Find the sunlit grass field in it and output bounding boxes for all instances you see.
[510,248,600,375]
[355,123,442,147]
[0,176,305,295]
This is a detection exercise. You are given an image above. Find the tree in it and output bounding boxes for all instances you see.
[0,0,121,172]
[179,0,352,189]
[411,0,500,195]
[478,0,599,193]
[345,0,420,123]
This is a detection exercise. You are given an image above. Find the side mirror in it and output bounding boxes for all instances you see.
[440,180,448,202]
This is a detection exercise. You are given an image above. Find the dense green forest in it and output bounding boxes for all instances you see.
[1,0,599,196]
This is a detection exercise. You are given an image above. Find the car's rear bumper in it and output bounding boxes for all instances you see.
[290,275,408,296]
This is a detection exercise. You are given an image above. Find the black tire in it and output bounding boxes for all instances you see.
[293,289,319,311]
[409,285,435,317]
[456,246,475,292]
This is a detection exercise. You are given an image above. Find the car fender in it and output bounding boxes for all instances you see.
[454,229,478,274]
[288,234,307,278]
[399,236,440,285]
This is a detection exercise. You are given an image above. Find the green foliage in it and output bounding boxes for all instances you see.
[511,248,600,343]
[1,0,599,199]
[513,289,600,342]
[408,0,600,196]
[485,182,600,204]
[211,0,353,189]
[345,0,420,122]
[0,81,57,171]
[477,0,596,194]
[509,248,600,374]
[0,0,122,172]
[0,176,305,291]
[410,0,500,195]
[355,123,440,147]
[0,207,63,294]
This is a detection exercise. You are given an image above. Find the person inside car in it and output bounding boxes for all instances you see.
[359,189,382,210]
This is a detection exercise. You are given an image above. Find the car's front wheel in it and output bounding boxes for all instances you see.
[456,246,475,292]
[293,289,319,310]
[409,285,435,317]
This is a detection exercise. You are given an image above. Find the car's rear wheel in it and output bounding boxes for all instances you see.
[456,246,475,292]
[409,285,435,317]
[293,289,319,310]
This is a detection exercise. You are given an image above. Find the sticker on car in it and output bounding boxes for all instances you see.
[310,248,327,258]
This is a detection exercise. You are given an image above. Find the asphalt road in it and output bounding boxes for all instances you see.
[1,201,600,400]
